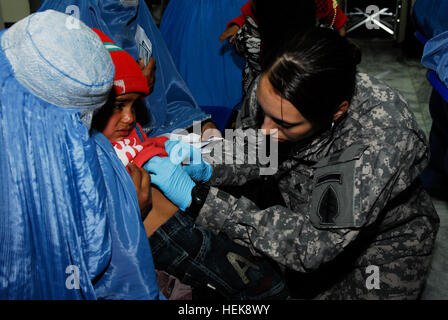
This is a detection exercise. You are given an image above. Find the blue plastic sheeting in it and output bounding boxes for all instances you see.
[160,0,246,110]
[422,31,448,93]
[0,30,160,299]
[413,0,448,39]
[38,0,209,137]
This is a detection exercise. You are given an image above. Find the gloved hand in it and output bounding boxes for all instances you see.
[143,156,195,211]
[165,139,213,182]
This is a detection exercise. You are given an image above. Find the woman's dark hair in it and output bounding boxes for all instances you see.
[264,27,362,128]
[253,0,316,62]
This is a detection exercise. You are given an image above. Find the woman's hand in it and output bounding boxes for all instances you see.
[201,120,222,141]
[128,162,152,220]
[220,24,240,43]
[139,57,156,93]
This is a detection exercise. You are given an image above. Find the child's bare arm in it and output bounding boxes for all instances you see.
[143,187,179,237]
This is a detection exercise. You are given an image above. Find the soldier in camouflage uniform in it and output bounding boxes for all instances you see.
[198,73,439,299]
[148,28,439,299]
[195,29,440,299]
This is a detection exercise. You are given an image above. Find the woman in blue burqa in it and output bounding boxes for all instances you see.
[37,0,211,137]
[160,0,247,111]
[0,10,161,299]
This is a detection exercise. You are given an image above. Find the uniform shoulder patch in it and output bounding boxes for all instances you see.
[310,144,368,229]
[318,185,339,225]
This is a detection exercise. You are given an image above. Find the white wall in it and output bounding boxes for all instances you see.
[0,0,30,23]
[0,7,4,30]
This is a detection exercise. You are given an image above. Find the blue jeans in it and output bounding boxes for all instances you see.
[149,212,288,299]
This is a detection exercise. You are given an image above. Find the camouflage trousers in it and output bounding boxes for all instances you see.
[285,254,432,300]
[313,255,432,300]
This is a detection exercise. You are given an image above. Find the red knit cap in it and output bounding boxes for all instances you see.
[92,28,149,96]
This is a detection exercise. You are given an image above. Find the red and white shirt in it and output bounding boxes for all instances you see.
[110,123,169,169]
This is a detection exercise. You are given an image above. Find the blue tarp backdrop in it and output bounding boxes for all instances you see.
[38,0,209,137]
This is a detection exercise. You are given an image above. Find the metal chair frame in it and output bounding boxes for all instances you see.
[341,0,407,39]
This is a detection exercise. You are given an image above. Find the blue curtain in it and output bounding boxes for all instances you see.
[0,30,160,299]
[413,0,448,39]
[160,0,247,109]
[38,0,209,137]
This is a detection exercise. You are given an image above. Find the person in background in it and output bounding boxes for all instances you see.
[220,0,347,95]
[221,0,347,42]
[159,0,247,135]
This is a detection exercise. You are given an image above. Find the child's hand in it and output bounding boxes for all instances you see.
[139,57,156,93]
[201,121,222,141]
[220,24,240,43]
[129,162,152,220]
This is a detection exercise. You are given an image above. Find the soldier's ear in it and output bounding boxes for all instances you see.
[333,101,349,122]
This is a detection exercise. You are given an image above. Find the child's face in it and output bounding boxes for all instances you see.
[102,93,141,141]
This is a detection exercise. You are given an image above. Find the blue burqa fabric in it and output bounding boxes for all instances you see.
[92,131,162,300]
[413,0,448,39]
[0,26,160,299]
[422,31,448,91]
[160,0,247,109]
[38,0,209,137]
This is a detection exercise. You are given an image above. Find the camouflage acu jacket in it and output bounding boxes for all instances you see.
[197,73,439,274]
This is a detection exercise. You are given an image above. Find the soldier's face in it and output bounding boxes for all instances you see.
[257,75,316,142]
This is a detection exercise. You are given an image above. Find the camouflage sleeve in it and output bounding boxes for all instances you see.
[203,128,277,186]
[196,133,429,272]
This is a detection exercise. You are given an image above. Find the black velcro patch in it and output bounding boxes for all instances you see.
[310,144,368,229]
[318,186,339,225]
[316,173,342,185]
[216,189,230,201]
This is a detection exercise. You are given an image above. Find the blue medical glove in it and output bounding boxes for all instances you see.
[165,139,213,182]
[143,156,195,211]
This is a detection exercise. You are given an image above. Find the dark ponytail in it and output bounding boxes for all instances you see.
[264,27,361,128]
